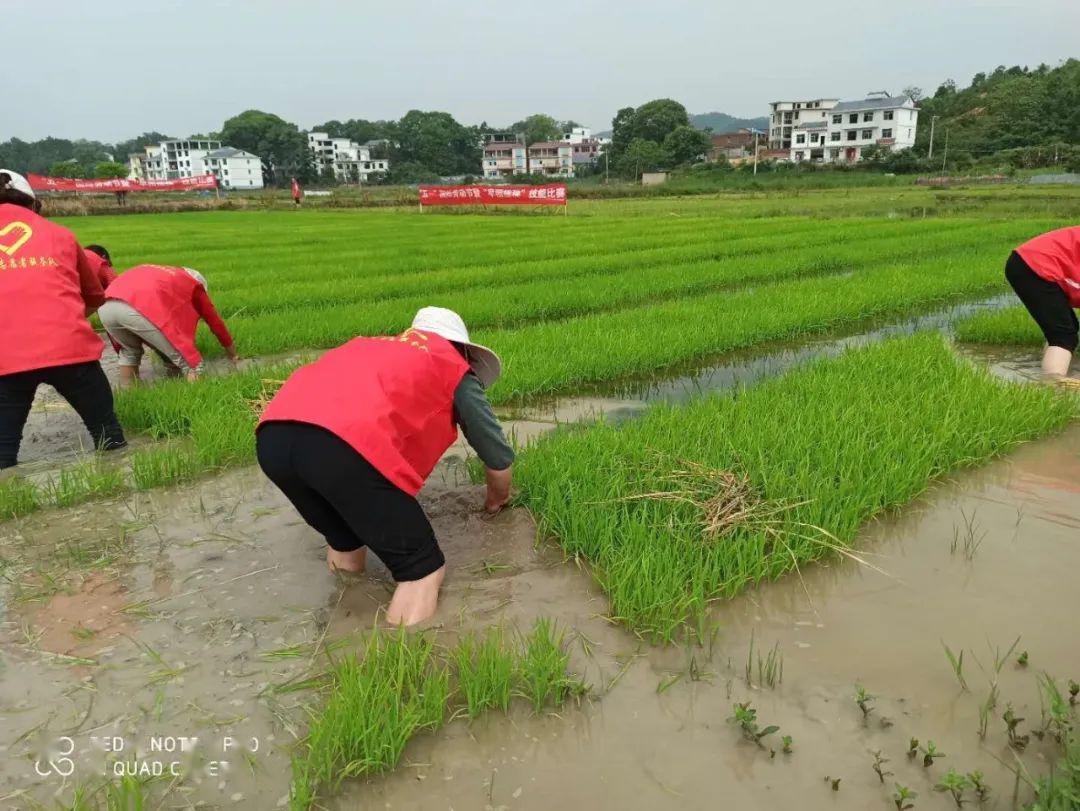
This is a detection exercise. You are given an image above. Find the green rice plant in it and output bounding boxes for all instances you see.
[516,618,587,712]
[515,334,1078,638]
[1037,673,1074,745]
[1024,734,1080,810]
[955,305,1043,347]
[482,242,1046,403]
[130,444,201,489]
[43,458,126,508]
[452,626,515,718]
[942,642,970,691]
[979,683,999,740]
[290,626,449,809]
[0,475,40,520]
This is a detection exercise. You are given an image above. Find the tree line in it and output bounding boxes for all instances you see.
[2,59,1076,186]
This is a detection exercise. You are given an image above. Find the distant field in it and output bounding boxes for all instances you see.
[0,188,1071,519]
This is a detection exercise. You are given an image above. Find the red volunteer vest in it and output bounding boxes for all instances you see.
[106,265,205,368]
[84,250,117,289]
[259,330,470,495]
[1016,226,1080,308]
[0,203,104,376]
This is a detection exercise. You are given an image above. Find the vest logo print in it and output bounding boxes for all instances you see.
[0,221,33,256]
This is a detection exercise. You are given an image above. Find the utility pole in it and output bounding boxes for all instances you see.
[928,115,939,159]
[604,149,609,184]
[753,129,760,176]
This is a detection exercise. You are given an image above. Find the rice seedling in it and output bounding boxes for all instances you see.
[43,459,126,509]
[949,508,986,560]
[0,475,39,520]
[728,702,779,748]
[516,618,587,712]
[979,684,999,740]
[289,626,449,808]
[935,769,971,808]
[942,642,970,691]
[893,784,917,810]
[872,750,892,783]
[129,444,201,490]
[744,631,783,689]
[451,626,515,718]
[825,776,841,791]
[1037,673,1074,745]
[954,306,1043,347]
[516,334,1077,638]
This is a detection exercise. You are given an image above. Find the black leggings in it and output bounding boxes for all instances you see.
[0,361,126,469]
[256,421,444,582]
[1005,251,1079,351]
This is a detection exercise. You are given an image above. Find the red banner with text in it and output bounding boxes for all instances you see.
[27,173,218,193]
[419,184,567,206]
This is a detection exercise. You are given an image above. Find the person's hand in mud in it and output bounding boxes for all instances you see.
[225,344,240,368]
[484,466,513,514]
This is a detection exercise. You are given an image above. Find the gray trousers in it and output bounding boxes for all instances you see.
[98,300,203,374]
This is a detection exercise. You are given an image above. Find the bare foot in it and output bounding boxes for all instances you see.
[386,567,445,627]
[327,547,366,573]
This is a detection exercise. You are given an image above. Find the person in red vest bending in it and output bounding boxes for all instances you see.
[1006,226,1080,380]
[256,307,515,626]
[291,177,301,206]
[98,265,238,386]
[0,170,126,469]
[83,244,116,289]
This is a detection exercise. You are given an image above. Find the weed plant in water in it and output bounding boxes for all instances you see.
[728,702,780,748]
[893,784,917,810]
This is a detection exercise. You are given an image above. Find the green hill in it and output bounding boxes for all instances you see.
[689,112,769,134]
[914,59,1080,158]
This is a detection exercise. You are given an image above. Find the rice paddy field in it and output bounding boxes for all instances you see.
[2,185,1080,810]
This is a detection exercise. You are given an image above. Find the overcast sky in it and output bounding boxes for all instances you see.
[8,0,1078,143]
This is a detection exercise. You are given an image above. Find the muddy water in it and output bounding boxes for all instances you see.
[4,419,1077,808]
[500,296,1013,428]
[351,427,1080,811]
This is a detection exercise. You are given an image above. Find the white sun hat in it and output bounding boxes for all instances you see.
[182,267,208,291]
[411,306,502,389]
[0,170,35,200]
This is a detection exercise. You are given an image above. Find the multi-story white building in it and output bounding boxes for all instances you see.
[562,126,602,167]
[482,141,527,179]
[527,141,574,177]
[767,99,839,150]
[817,96,918,164]
[127,138,264,188]
[307,132,389,183]
[771,94,919,164]
[203,147,263,189]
